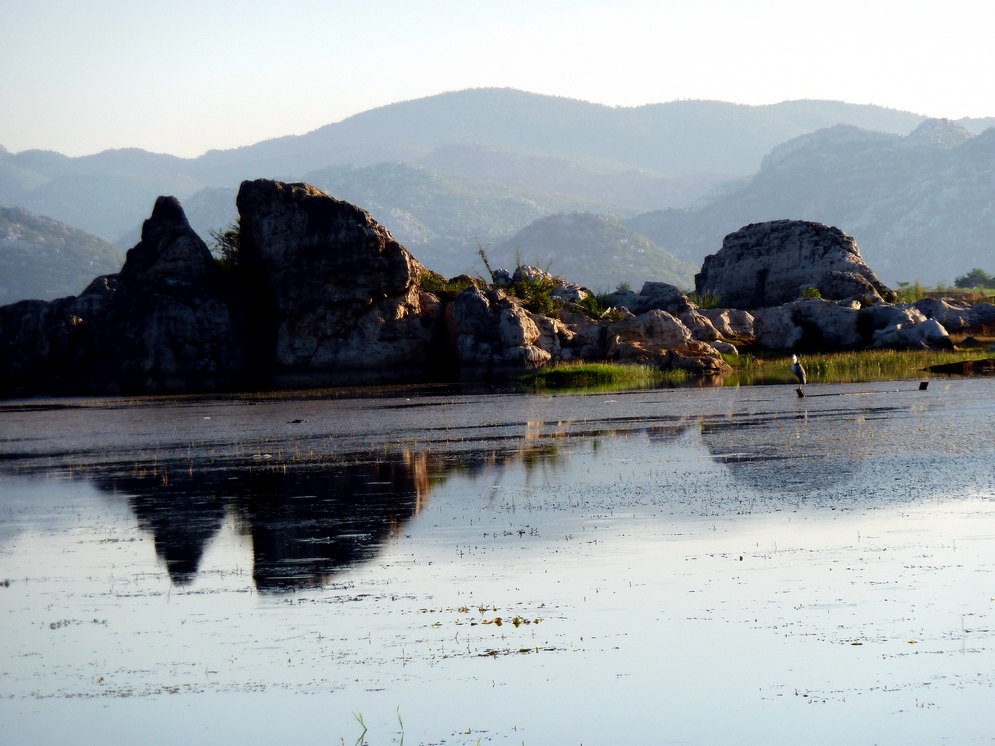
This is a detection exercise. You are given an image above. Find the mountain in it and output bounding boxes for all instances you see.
[417,143,730,212]
[0,206,123,305]
[492,213,697,292]
[0,89,947,245]
[302,161,641,278]
[192,90,933,182]
[627,119,995,286]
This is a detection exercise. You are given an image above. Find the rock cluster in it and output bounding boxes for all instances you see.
[695,220,893,308]
[0,181,732,396]
[4,190,991,397]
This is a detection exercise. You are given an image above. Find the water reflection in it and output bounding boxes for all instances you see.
[105,455,430,592]
[3,393,934,591]
[96,446,567,592]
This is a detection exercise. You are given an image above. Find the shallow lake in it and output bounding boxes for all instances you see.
[1,378,994,745]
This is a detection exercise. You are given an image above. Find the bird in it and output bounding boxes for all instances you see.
[791,354,807,386]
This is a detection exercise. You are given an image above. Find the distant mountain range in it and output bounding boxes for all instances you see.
[627,119,995,286]
[0,207,123,304]
[1,88,994,302]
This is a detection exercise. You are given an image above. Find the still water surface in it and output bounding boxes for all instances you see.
[1,380,994,744]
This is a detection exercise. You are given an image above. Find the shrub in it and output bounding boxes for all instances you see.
[688,290,722,308]
[895,280,928,304]
[512,272,560,316]
[209,221,241,273]
[420,271,472,296]
[801,287,822,299]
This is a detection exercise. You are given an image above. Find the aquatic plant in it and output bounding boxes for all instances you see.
[519,361,688,392]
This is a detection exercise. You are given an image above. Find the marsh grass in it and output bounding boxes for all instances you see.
[725,348,993,386]
[519,361,688,392]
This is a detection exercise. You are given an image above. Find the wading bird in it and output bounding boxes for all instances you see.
[791,354,807,396]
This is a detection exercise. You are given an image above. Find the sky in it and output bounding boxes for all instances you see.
[2,0,994,158]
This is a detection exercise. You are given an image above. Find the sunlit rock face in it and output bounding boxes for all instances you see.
[695,220,893,309]
[235,179,442,384]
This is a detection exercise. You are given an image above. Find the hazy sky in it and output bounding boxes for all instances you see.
[3,0,993,158]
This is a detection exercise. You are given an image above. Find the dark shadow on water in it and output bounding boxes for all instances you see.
[95,446,567,593]
[105,457,429,593]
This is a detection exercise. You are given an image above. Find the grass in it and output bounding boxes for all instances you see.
[519,361,689,392]
[723,348,993,386]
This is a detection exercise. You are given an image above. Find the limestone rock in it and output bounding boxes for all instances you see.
[445,285,548,372]
[700,308,755,340]
[914,298,995,332]
[871,317,951,349]
[753,299,862,350]
[695,220,893,308]
[236,179,438,382]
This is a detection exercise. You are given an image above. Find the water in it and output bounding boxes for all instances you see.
[1,379,994,744]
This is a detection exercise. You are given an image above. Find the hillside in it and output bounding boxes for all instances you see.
[193,90,933,181]
[0,89,945,244]
[627,120,995,286]
[302,162,646,278]
[0,206,123,304]
[491,213,696,292]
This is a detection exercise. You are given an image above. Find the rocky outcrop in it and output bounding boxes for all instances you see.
[235,179,442,384]
[695,221,893,309]
[16,179,974,397]
[913,298,995,333]
[0,197,244,395]
[751,298,953,351]
[445,285,551,372]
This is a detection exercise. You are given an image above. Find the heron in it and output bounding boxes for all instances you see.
[791,354,807,387]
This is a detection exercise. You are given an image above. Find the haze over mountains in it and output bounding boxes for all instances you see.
[0,207,121,305]
[2,88,994,302]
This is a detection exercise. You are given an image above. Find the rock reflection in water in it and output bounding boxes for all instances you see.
[99,444,567,592]
[106,454,430,592]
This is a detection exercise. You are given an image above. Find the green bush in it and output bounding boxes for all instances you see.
[801,287,822,299]
[209,221,241,273]
[688,290,722,308]
[420,271,472,296]
[512,273,560,316]
[895,280,928,304]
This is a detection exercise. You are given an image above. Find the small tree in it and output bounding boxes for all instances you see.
[954,268,993,289]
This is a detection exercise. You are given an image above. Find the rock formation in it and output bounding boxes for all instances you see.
[235,179,442,385]
[6,180,986,398]
[0,196,244,395]
[695,220,894,309]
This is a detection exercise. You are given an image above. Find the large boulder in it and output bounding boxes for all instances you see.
[753,298,863,350]
[445,285,550,372]
[695,220,893,309]
[604,310,727,373]
[700,308,755,340]
[235,179,441,383]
